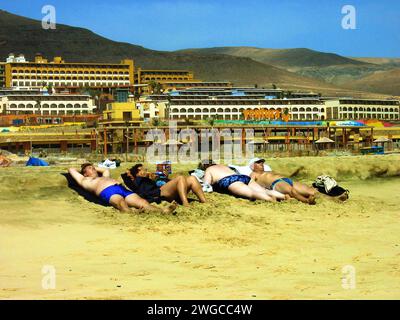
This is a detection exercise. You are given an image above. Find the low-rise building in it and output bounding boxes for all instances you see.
[102,102,141,123]
[136,98,168,120]
[0,92,96,116]
[168,97,325,120]
[323,98,400,120]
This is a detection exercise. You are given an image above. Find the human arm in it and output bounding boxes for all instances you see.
[68,168,85,186]
[95,166,110,178]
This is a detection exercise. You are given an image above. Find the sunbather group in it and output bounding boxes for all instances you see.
[68,157,318,214]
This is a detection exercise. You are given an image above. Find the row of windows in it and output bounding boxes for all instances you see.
[12,69,130,75]
[169,107,324,113]
[143,77,190,81]
[7,110,90,115]
[169,114,324,120]
[12,81,129,87]
[170,101,323,106]
[340,113,398,120]
[339,100,399,106]
[13,75,129,80]
[8,103,90,109]
[141,72,190,76]
[340,107,398,112]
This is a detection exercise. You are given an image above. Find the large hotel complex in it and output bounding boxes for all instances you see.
[0,53,399,126]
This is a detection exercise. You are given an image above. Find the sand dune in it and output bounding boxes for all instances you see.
[0,155,400,299]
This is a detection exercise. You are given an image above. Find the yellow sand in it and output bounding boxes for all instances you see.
[0,155,400,300]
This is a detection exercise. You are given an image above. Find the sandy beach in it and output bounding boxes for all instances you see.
[1,155,400,299]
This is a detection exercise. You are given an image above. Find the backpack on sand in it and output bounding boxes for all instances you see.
[312,175,349,198]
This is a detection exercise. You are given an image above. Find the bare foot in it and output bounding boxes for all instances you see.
[337,192,349,202]
[163,201,178,214]
[130,208,145,214]
[308,195,316,205]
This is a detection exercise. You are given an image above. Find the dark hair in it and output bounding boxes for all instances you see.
[80,162,93,175]
[198,159,215,171]
[129,164,143,177]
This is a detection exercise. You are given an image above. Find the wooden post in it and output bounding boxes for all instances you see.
[90,139,96,152]
[126,127,129,162]
[103,128,107,156]
[60,140,68,152]
[134,128,138,155]
[242,127,246,154]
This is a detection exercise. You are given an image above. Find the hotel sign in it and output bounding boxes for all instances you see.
[243,108,290,122]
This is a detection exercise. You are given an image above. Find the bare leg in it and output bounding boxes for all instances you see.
[125,193,177,214]
[228,182,276,202]
[109,194,132,213]
[160,176,190,206]
[293,182,316,197]
[274,182,313,204]
[314,189,348,202]
[249,181,285,201]
[185,176,207,203]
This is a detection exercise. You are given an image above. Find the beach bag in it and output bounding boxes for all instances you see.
[312,175,349,198]
[189,169,213,192]
[98,159,117,169]
[26,157,49,167]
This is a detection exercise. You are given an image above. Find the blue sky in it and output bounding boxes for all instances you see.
[1,0,399,57]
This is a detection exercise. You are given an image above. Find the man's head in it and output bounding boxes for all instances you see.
[129,164,147,178]
[248,158,265,172]
[81,163,98,177]
[198,159,216,171]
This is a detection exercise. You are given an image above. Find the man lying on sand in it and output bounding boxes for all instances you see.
[68,163,176,214]
[122,164,206,207]
[249,158,316,205]
[201,162,285,202]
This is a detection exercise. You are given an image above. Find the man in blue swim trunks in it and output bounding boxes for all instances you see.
[202,163,283,202]
[249,159,316,204]
[68,163,176,213]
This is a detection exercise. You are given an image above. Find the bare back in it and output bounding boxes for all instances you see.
[203,165,237,185]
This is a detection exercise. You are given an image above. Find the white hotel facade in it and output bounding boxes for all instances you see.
[1,91,96,116]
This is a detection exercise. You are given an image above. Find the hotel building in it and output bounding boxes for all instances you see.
[0,63,5,88]
[168,97,325,120]
[135,67,232,93]
[323,98,400,121]
[1,91,96,116]
[3,54,134,90]
[165,88,400,121]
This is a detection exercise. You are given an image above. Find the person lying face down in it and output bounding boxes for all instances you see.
[201,161,285,202]
[68,163,176,214]
[249,159,316,205]
[122,164,206,207]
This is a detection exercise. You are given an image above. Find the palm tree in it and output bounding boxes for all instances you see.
[148,81,162,94]
[206,116,215,127]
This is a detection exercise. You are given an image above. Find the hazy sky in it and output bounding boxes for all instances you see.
[2,0,399,57]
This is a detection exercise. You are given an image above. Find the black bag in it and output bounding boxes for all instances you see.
[312,183,349,197]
